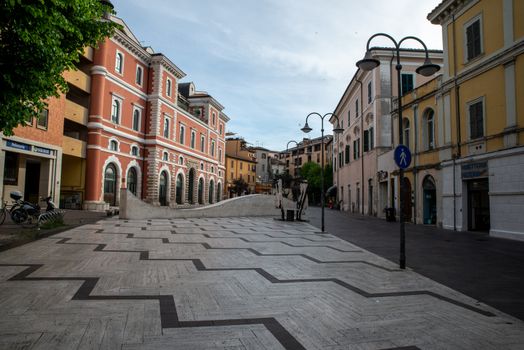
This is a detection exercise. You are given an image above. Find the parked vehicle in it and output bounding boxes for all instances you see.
[0,191,56,226]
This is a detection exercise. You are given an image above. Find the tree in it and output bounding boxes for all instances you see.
[0,0,119,135]
[232,178,248,195]
[300,162,333,205]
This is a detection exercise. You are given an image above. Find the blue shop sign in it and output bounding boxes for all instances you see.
[6,140,31,151]
[461,161,488,179]
[34,146,51,155]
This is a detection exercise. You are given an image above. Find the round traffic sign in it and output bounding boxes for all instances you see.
[394,145,412,169]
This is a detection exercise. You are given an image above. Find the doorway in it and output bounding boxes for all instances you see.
[402,177,412,222]
[159,171,168,206]
[468,178,490,231]
[198,177,204,204]
[103,164,117,206]
[176,174,184,204]
[127,168,137,196]
[24,160,41,204]
[188,169,195,204]
[422,175,437,225]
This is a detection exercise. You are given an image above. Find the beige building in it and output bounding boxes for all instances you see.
[225,138,256,196]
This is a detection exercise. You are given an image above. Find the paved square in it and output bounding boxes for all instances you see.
[0,217,523,349]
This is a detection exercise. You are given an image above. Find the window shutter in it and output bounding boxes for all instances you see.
[363,130,369,152]
[369,127,374,149]
[345,145,350,163]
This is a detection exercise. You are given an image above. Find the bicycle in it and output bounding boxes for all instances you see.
[0,201,6,225]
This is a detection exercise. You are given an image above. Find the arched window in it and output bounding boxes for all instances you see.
[209,180,214,204]
[127,167,137,196]
[176,174,184,204]
[135,66,143,85]
[103,164,117,206]
[131,146,139,156]
[159,171,168,206]
[179,156,184,165]
[210,140,215,157]
[163,117,170,138]
[132,109,140,131]
[166,78,172,97]
[115,52,123,73]
[109,140,118,151]
[424,109,435,150]
[403,118,410,148]
[111,99,120,124]
[163,152,169,161]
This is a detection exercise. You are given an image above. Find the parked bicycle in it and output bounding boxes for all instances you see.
[0,191,57,227]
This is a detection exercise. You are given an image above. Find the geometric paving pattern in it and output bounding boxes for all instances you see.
[0,217,523,349]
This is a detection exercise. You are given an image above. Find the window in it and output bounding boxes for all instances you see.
[111,98,121,124]
[179,125,185,144]
[341,120,344,129]
[3,152,18,185]
[200,163,204,170]
[219,149,222,162]
[347,110,351,124]
[211,140,215,157]
[261,153,267,159]
[190,131,196,149]
[109,139,118,151]
[469,99,484,139]
[179,156,184,165]
[355,99,359,117]
[401,74,414,95]
[369,127,374,150]
[231,160,234,167]
[403,118,410,148]
[131,146,139,156]
[166,78,172,97]
[135,65,143,85]
[163,117,170,138]
[424,109,435,150]
[200,135,205,152]
[364,130,369,152]
[465,16,482,61]
[367,81,372,104]
[115,52,123,74]
[240,162,243,170]
[37,109,48,130]
[219,124,223,135]
[163,152,169,161]
[353,139,360,160]
[338,152,342,168]
[345,145,350,163]
[132,109,141,132]
[212,112,216,125]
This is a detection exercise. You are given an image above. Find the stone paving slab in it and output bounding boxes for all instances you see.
[0,217,523,349]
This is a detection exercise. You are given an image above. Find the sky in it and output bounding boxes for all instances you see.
[111,0,443,151]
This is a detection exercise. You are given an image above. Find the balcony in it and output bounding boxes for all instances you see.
[82,46,94,61]
[63,69,91,93]
[65,99,88,125]
[62,136,87,158]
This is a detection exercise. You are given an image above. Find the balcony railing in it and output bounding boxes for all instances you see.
[65,99,88,126]
[62,135,87,158]
[63,69,91,93]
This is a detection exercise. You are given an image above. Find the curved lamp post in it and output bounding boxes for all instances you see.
[301,112,344,232]
[285,140,300,177]
[356,33,440,269]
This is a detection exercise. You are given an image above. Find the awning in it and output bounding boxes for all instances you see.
[326,185,337,197]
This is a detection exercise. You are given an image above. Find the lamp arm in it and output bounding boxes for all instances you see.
[365,33,398,51]
[398,36,430,59]
[323,113,341,126]
[305,112,323,125]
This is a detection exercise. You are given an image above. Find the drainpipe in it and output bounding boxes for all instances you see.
[356,77,364,215]
[452,13,460,230]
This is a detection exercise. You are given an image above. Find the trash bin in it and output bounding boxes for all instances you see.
[385,207,396,222]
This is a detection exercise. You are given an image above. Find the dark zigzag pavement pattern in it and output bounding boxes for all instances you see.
[53,237,495,317]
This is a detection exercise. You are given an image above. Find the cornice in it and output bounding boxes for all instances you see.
[151,54,186,79]
[427,0,476,25]
[112,32,151,64]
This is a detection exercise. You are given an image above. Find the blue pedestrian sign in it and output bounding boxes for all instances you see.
[394,145,412,169]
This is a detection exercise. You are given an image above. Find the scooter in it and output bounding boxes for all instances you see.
[9,191,56,225]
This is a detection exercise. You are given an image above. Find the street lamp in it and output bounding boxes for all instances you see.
[300,112,344,232]
[286,140,300,177]
[356,33,440,269]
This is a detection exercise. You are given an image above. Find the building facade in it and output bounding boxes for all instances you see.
[280,136,332,177]
[331,48,443,216]
[250,146,279,193]
[428,0,524,239]
[225,138,257,196]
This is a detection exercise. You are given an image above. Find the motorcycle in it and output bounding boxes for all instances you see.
[9,191,56,225]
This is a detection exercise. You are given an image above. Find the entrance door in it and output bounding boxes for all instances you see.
[402,177,412,222]
[127,168,137,196]
[187,169,195,204]
[198,178,204,204]
[422,175,437,225]
[24,160,41,204]
[103,164,117,206]
[176,174,183,204]
[468,179,490,231]
[159,171,168,206]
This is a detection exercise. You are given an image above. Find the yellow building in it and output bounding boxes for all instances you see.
[60,46,93,209]
[426,0,524,239]
[225,138,256,197]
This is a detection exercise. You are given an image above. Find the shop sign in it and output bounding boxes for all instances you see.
[6,140,31,151]
[461,161,488,179]
[33,146,51,155]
